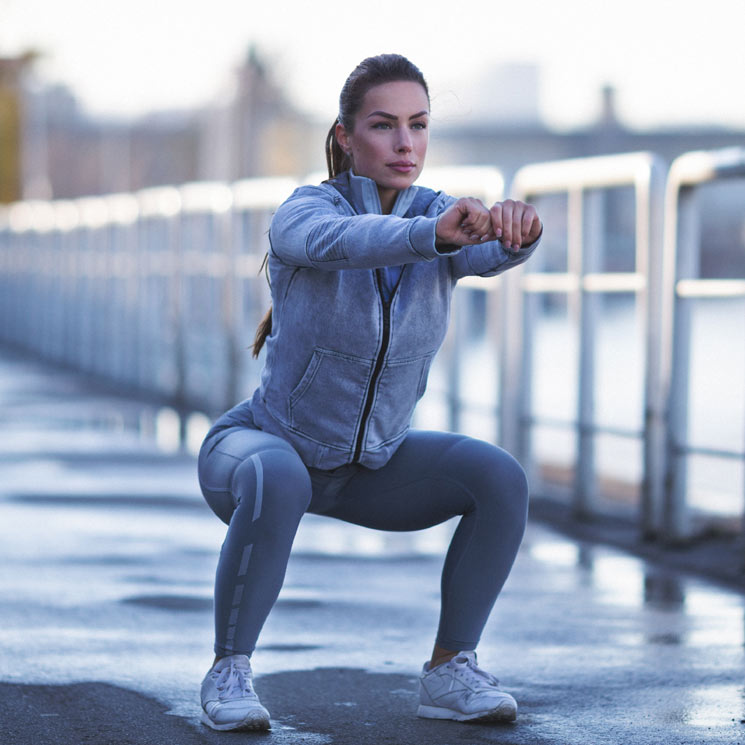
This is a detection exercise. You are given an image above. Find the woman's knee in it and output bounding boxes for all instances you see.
[450,438,529,517]
[451,438,525,484]
[492,446,529,501]
[230,448,312,523]
[198,427,310,524]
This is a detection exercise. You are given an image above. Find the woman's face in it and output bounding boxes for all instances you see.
[336,80,429,212]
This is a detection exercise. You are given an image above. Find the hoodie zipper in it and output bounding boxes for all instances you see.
[352,269,392,463]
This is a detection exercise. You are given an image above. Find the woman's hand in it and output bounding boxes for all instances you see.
[490,199,542,252]
[435,197,495,248]
[436,197,542,252]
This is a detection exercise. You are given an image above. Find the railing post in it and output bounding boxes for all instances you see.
[575,189,603,519]
[446,290,464,434]
[498,261,526,459]
[663,187,699,541]
[639,161,667,539]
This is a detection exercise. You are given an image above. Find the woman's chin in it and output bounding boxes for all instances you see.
[381,171,420,190]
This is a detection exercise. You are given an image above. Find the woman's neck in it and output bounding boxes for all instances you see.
[377,185,397,215]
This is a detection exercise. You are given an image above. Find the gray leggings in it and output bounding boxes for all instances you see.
[197,423,529,657]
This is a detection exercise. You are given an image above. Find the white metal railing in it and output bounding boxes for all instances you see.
[510,152,667,534]
[1,152,744,546]
[661,147,745,541]
[0,167,502,414]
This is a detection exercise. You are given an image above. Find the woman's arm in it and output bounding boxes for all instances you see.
[269,186,455,270]
[269,185,541,277]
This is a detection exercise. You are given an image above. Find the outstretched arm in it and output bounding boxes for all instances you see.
[270,186,447,270]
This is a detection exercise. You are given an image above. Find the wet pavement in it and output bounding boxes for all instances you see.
[1,346,744,745]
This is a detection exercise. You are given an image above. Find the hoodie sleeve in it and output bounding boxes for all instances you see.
[448,234,541,279]
[268,185,457,270]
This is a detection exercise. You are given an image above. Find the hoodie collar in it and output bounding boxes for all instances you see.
[347,171,417,217]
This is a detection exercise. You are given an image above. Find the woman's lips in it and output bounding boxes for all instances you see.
[387,162,416,173]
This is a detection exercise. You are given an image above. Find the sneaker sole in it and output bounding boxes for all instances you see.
[201,710,271,731]
[417,702,517,723]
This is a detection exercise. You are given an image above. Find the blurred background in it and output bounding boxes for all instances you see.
[2,0,745,199]
[1,0,744,548]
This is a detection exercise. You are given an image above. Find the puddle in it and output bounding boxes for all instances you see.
[121,594,212,611]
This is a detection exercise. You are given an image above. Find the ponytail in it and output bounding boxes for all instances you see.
[252,252,272,358]
[325,118,352,179]
[252,305,272,358]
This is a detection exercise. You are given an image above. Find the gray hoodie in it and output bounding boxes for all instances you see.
[218,170,538,470]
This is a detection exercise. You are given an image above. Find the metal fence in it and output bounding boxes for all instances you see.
[509,153,667,535]
[1,149,743,544]
[661,148,745,540]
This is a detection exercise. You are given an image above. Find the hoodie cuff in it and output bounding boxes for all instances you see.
[407,216,460,260]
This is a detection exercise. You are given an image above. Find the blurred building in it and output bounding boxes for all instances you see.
[430,73,745,276]
[431,80,745,181]
[197,46,323,182]
[0,52,38,202]
[3,46,321,201]
[4,75,201,199]
[41,87,202,198]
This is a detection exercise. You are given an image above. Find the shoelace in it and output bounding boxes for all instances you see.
[451,653,501,690]
[214,661,253,700]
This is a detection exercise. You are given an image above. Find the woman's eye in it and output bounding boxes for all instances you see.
[412,122,427,130]
[372,122,392,129]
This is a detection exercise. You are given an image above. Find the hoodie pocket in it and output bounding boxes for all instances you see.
[363,352,435,449]
[288,348,373,449]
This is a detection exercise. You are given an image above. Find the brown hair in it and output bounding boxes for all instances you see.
[252,54,429,358]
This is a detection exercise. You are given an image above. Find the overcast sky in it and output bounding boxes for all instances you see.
[2,0,744,131]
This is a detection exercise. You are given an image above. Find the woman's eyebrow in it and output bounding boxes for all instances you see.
[366,110,429,120]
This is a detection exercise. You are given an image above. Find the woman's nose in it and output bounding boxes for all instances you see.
[395,129,413,152]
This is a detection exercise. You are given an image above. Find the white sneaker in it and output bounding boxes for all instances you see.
[200,655,271,731]
[417,651,517,723]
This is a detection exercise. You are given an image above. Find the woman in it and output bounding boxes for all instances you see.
[197,53,542,732]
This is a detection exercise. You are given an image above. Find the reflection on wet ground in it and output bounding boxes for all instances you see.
[2,347,745,743]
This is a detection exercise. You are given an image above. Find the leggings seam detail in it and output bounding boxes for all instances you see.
[250,453,263,522]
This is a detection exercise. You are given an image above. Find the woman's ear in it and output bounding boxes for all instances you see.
[335,122,352,156]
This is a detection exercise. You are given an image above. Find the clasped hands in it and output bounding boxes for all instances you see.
[435,197,542,253]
